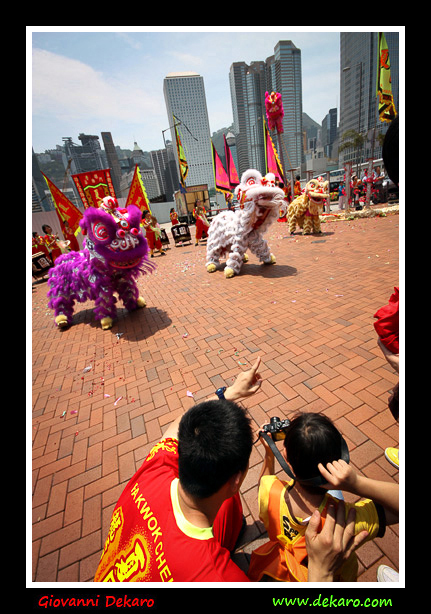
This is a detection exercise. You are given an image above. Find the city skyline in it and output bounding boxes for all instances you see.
[29,27,363,154]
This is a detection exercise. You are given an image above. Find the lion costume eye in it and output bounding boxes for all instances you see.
[91,222,110,242]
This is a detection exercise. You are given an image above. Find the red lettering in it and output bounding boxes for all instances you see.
[104,595,155,608]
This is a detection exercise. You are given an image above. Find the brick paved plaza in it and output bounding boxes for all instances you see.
[31,211,400,582]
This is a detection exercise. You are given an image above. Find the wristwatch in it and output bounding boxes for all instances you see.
[215,386,227,400]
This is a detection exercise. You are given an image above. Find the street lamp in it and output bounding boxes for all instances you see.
[343,62,363,174]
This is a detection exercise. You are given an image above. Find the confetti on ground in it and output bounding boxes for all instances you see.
[82,366,92,373]
[114,396,123,406]
[186,391,194,398]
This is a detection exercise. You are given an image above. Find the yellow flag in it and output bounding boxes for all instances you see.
[377,32,397,122]
[174,119,188,188]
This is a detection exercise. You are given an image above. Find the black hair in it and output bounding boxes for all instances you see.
[178,399,253,499]
[382,116,399,185]
[283,413,344,482]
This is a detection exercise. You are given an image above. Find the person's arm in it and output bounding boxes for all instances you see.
[306,501,369,582]
[377,338,399,373]
[317,459,399,524]
[213,355,262,402]
[162,357,262,441]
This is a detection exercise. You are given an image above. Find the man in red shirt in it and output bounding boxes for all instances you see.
[94,357,367,582]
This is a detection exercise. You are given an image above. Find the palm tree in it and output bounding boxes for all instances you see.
[339,129,365,176]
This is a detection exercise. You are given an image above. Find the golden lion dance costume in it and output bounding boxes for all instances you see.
[287,176,329,235]
[205,170,284,278]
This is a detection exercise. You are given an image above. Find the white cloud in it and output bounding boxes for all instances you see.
[168,50,203,69]
[32,48,163,124]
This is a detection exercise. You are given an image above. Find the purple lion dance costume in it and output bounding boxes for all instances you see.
[47,196,155,330]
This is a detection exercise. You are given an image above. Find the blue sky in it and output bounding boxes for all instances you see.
[29,27,388,154]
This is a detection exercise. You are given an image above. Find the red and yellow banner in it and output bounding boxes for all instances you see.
[376,32,397,123]
[72,168,116,208]
[263,120,284,183]
[41,172,83,236]
[126,165,151,214]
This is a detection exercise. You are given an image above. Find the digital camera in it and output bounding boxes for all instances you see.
[261,416,291,441]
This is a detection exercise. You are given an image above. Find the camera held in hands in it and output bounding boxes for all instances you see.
[261,416,291,441]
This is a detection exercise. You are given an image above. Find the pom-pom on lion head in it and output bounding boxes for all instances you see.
[235,169,285,231]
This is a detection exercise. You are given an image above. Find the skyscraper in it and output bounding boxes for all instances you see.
[163,72,214,190]
[269,41,303,171]
[229,61,267,175]
[101,132,122,197]
[339,32,399,166]
[229,40,304,177]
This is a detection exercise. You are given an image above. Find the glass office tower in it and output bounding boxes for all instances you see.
[163,71,214,190]
[229,40,304,177]
[339,32,399,166]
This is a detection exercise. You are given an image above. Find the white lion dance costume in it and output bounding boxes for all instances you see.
[205,169,284,278]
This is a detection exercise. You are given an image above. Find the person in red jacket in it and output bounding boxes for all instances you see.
[374,286,399,467]
[94,358,368,583]
[142,210,166,257]
[193,199,210,246]
[41,224,62,263]
[170,208,179,226]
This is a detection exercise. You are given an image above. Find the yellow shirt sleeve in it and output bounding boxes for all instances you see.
[347,498,382,540]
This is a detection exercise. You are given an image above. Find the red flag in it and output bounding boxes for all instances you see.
[41,172,83,236]
[72,168,116,208]
[126,165,151,214]
[224,134,239,188]
[211,141,231,195]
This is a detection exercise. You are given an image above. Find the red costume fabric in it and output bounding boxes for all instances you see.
[142,220,162,251]
[94,438,248,582]
[194,207,209,241]
[32,236,49,257]
[373,287,399,354]
[170,211,179,226]
[62,227,80,251]
[43,233,62,263]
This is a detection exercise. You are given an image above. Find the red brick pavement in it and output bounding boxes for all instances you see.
[31,212,400,582]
